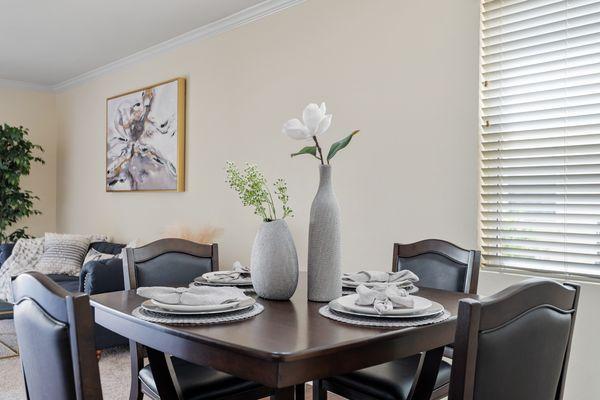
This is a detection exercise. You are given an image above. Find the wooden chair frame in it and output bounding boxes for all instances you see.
[316,239,481,400]
[12,271,102,400]
[123,238,219,400]
[123,238,219,291]
[449,278,580,400]
[392,239,481,295]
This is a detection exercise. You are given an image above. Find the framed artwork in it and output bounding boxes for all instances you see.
[106,78,185,192]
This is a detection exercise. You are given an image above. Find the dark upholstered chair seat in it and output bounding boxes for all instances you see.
[46,274,80,292]
[327,355,451,400]
[139,357,263,400]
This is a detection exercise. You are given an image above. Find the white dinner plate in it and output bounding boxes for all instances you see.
[329,298,444,319]
[335,294,434,316]
[150,297,255,312]
[141,300,254,315]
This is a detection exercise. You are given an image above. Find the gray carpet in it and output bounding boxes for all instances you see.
[0,319,18,359]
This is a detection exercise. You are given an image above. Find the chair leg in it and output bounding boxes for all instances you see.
[409,347,444,400]
[312,380,327,400]
[295,383,305,400]
[146,347,183,399]
[128,340,144,400]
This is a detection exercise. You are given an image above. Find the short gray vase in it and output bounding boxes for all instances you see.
[307,165,342,302]
[251,219,299,300]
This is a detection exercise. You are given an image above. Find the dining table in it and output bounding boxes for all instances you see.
[90,273,477,400]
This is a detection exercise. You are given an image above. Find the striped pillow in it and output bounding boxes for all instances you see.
[36,233,91,276]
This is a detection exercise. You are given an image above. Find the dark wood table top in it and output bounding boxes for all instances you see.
[91,273,477,389]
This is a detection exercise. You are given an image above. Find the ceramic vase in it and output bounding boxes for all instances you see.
[251,219,299,300]
[307,165,342,302]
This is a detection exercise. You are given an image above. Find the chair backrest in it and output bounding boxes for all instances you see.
[11,272,102,400]
[392,239,480,294]
[449,278,580,400]
[123,238,219,290]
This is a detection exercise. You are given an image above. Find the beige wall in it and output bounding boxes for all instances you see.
[13,0,597,398]
[0,86,57,237]
[55,0,480,268]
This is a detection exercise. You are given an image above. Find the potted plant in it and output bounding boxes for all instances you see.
[0,124,45,251]
[282,102,360,302]
[225,162,298,300]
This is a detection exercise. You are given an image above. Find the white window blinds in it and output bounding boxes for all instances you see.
[481,0,600,278]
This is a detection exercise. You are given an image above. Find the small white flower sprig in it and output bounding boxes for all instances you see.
[225,161,293,222]
[282,102,360,165]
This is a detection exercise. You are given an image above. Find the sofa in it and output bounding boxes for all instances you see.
[0,241,128,349]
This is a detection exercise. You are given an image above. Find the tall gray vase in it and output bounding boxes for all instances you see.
[308,165,342,302]
[251,219,299,300]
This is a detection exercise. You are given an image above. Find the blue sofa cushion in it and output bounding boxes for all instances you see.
[79,258,124,294]
[0,243,15,269]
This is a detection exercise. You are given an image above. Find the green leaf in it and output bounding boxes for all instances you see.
[291,146,318,159]
[327,130,360,162]
[0,123,44,241]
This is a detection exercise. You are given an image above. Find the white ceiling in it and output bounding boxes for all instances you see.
[0,0,294,89]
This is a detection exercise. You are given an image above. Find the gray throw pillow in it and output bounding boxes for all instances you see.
[36,233,91,276]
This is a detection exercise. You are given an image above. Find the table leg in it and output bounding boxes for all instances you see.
[271,386,295,399]
[409,346,445,400]
[146,347,183,400]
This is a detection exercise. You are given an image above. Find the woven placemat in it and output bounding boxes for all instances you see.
[132,303,264,326]
[319,306,451,328]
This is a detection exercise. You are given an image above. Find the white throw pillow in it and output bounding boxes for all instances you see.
[36,233,91,276]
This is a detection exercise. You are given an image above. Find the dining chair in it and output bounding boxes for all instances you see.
[12,271,103,400]
[449,278,580,400]
[123,238,272,400]
[313,239,480,400]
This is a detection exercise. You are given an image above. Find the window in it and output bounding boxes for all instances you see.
[480,0,600,278]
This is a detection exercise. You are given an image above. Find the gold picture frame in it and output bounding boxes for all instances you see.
[105,77,185,192]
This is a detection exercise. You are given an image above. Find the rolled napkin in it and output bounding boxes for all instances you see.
[342,270,419,286]
[137,286,186,304]
[202,261,251,283]
[355,284,414,314]
[137,285,251,306]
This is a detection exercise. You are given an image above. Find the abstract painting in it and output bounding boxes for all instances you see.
[106,78,185,191]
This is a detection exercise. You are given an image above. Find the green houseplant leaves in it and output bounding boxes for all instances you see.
[0,124,45,243]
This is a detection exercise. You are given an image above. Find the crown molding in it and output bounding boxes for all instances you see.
[0,78,53,92]
[52,0,304,92]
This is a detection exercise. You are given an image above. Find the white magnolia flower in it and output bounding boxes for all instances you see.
[282,102,332,140]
